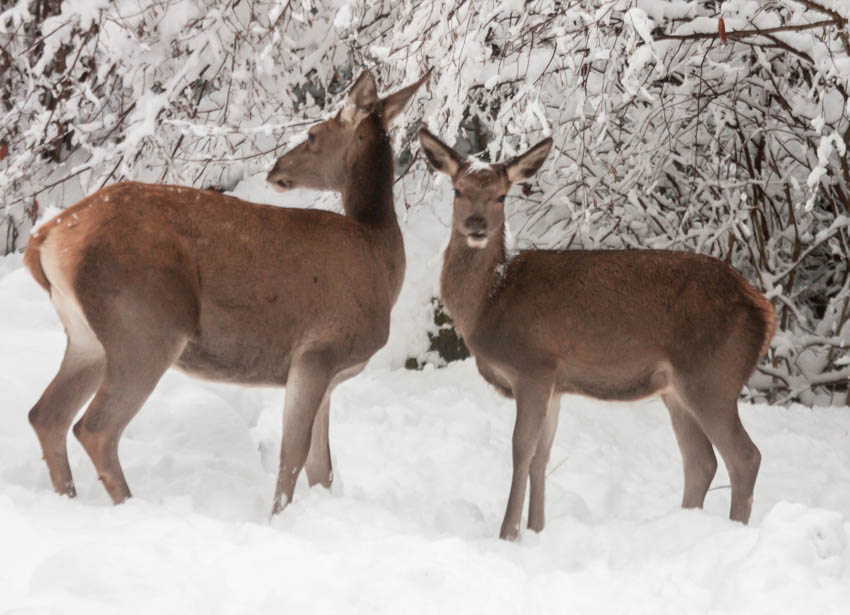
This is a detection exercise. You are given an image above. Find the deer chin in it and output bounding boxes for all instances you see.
[466,232,489,249]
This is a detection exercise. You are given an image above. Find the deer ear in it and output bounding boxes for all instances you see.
[341,70,378,124]
[504,137,553,184]
[381,69,432,126]
[418,127,463,177]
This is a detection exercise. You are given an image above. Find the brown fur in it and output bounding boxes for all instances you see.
[25,71,428,514]
[420,127,774,540]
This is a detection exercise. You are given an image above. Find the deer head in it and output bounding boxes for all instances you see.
[418,128,553,248]
[267,70,430,192]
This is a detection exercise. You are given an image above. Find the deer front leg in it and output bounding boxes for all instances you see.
[527,394,561,533]
[500,374,554,541]
[271,352,333,516]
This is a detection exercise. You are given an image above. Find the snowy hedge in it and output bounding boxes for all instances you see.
[1,0,848,404]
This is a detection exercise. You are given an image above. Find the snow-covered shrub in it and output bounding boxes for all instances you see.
[0,0,848,403]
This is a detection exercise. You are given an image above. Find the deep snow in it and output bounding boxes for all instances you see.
[1,176,849,614]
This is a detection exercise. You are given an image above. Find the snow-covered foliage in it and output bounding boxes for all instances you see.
[1,0,848,403]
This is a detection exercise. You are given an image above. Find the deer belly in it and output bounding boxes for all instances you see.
[174,304,388,385]
[175,337,293,385]
[557,358,671,401]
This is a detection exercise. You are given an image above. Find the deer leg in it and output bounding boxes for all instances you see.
[271,352,333,516]
[305,392,332,489]
[686,397,760,524]
[662,393,717,509]
[500,375,554,541]
[29,290,105,497]
[29,336,105,497]
[73,334,187,504]
[527,394,561,533]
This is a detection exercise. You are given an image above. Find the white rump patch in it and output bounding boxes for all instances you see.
[51,285,103,362]
[41,234,104,362]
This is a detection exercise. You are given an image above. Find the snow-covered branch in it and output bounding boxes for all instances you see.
[0,0,848,403]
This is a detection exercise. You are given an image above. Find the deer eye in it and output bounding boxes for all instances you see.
[308,133,316,145]
[496,195,506,203]
[454,189,461,198]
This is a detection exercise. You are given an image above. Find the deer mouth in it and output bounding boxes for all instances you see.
[268,177,295,192]
[266,170,295,192]
[466,231,489,248]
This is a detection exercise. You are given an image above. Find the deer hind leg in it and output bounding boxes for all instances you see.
[679,390,760,524]
[29,293,105,497]
[271,352,333,516]
[305,392,332,489]
[527,394,561,533]
[500,373,554,541]
[662,393,717,509]
[73,331,188,505]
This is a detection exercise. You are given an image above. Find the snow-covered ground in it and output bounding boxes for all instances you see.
[1,178,849,614]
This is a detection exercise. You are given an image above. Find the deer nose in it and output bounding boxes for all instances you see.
[464,215,486,233]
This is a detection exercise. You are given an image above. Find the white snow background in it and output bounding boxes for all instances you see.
[1,173,849,614]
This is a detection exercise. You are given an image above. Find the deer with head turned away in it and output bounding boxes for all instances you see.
[24,70,429,516]
[418,127,775,541]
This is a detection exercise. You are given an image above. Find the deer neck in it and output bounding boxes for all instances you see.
[440,224,509,337]
[341,115,397,229]
[340,114,405,303]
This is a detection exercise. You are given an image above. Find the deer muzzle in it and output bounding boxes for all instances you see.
[464,214,489,247]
